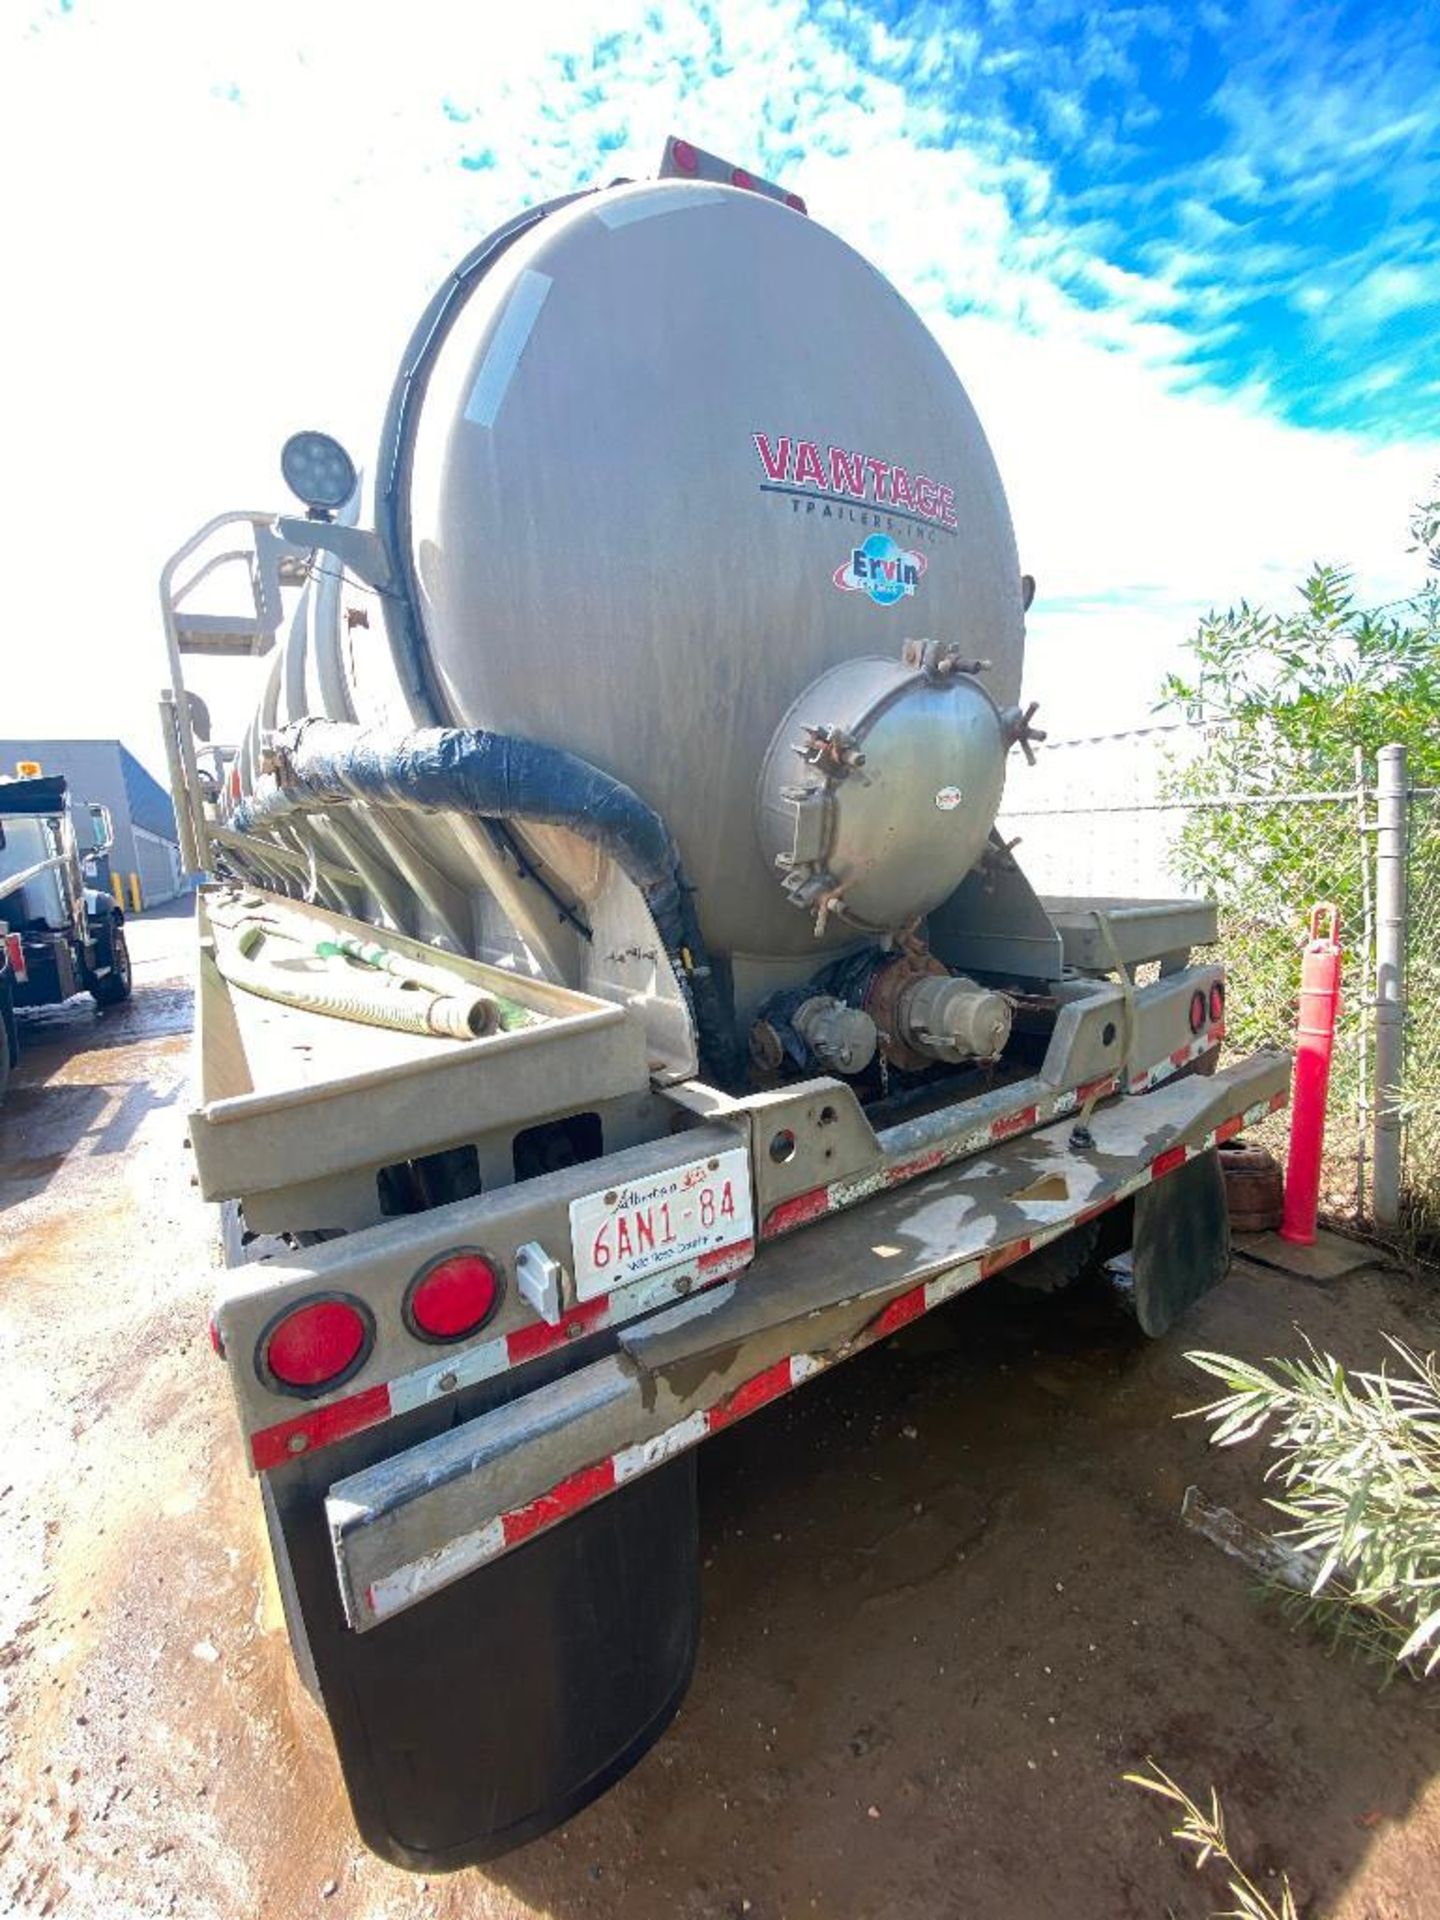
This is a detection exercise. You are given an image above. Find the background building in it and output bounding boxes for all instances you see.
[0,739,185,907]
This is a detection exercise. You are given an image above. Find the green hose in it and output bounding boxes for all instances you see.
[311,933,536,1032]
[219,918,513,1041]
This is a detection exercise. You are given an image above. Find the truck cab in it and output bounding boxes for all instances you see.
[0,774,132,1071]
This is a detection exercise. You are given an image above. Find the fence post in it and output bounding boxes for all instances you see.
[1373,743,1408,1230]
[1353,746,1372,1218]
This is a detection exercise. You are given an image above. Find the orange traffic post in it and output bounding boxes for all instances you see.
[1279,903,1342,1246]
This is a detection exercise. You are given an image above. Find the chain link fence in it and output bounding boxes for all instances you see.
[999,729,1434,1232]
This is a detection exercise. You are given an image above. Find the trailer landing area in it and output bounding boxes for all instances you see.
[1,903,1437,1920]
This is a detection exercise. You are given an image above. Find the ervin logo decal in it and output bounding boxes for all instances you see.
[834,532,926,606]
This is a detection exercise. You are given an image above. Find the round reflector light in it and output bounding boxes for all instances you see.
[405,1250,503,1344]
[1209,981,1225,1024]
[280,429,358,515]
[671,138,699,175]
[1188,989,1207,1034]
[784,191,807,213]
[731,167,754,189]
[261,1295,373,1395]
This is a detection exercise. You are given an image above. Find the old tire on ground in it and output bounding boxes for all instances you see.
[90,925,133,1008]
[1219,1138,1283,1233]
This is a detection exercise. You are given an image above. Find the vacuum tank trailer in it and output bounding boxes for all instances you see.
[158,137,1288,1869]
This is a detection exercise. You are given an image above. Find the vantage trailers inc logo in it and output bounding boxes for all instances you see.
[752,432,958,530]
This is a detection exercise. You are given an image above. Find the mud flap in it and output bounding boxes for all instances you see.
[1131,1147,1231,1338]
[269,1451,699,1870]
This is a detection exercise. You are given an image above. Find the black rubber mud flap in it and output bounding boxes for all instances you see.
[271,1452,700,1870]
[1131,1147,1231,1338]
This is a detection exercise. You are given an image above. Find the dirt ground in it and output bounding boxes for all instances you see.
[2,903,1439,1920]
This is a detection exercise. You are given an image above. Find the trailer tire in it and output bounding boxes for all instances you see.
[1003,1219,1102,1294]
[90,924,132,1008]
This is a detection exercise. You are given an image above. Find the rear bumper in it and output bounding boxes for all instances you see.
[328,1047,1289,1630]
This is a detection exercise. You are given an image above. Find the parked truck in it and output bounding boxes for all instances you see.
[158,139,1288,1870]
[0,769,131,1097]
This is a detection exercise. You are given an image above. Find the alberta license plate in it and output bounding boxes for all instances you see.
[570,1147,754,1301]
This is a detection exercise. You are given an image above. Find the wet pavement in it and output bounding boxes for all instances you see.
[2,902,1439,1918]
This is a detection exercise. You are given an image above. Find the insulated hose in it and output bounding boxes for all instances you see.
[231,718,739,1082]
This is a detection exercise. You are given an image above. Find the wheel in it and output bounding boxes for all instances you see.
[1003,1219,1103,1294]
[90,924,133,1007]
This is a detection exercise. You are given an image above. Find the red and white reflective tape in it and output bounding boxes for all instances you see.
[762,1072,1121,1240]
[359,1086,1285,1624]
[248,1239,754,1472]
[1128,1024,1224,1094]
[254,1032,1229,1472]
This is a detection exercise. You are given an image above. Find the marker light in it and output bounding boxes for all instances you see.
[1209,981,1225,1025]
[260,1294,373,1395]
[280,430,358,517]
[671,138,699,175]
[404,1250,503,1343]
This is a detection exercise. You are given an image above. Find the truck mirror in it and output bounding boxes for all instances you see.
[88,804,115,857]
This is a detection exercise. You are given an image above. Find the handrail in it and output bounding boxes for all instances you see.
[158,510,287,876]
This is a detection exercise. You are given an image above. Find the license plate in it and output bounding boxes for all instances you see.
[569,1147,754,1301]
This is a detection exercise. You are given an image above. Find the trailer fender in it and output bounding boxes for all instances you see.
[1130,1145,1230,1337]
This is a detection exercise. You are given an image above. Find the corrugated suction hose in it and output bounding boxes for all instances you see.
[231,718,739,1080]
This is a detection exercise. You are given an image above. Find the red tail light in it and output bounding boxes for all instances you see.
[1209,981,1225,1024]
[784,191,807,213]
[671,138,699,175]
[405,1250,503,1343]
[259,1295,373,1395]
[1188,989,1207,1034]
[731,167,754,189]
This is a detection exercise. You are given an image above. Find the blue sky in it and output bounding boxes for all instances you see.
[827,0,1440,440]
[3,0,1437,768]
[431,0,1440,442]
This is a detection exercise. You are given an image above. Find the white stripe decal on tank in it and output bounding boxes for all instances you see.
[464,269,553,429]
[595,184,726,229]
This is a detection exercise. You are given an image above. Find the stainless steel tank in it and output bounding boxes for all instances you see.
[228,172,1031,1061]
[399,177,1025,967]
